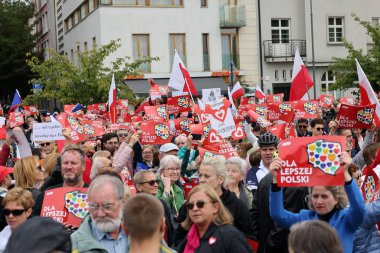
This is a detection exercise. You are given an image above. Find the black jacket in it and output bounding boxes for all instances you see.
[250,173,307,253]
[177,223,253,253]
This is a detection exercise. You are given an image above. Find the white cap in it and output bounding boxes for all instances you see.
[159,143,179,153]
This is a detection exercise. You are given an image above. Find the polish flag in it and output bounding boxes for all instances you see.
[108,74,117,123]
[254,84,266,100]
[168,50,198,96]
[230,81,244,99]
[289,48,314,101]
[356,59,380,126]
[227,87,237,111]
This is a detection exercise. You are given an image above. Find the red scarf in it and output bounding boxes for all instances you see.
[184,224,200,253]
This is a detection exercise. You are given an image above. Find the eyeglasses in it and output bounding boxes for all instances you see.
[88,201,120,214]
[138,179,160,186]
[298,125,308,129]
[186,200,212,210]
[315,127,324,131]
[40,142,51,147]
[143,151,152,155]
[118,133,128,137]
[165,168,180,172]
[3,209,26,216]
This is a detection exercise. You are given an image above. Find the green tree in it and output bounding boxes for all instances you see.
[0,0,40,102]
[329,14,380,92]
[26,39,158,105]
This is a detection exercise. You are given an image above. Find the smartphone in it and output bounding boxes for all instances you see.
[194,115,199,124]
[192,134,202,140]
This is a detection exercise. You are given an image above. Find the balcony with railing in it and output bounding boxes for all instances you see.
[263,40,306,62]
[220,5,246,28]
[100,0,183,6]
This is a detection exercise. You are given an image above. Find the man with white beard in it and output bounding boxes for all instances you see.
[71,173,129,253]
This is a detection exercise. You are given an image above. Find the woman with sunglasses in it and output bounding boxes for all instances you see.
[14,156,45,200]
[178,184,253,253]
[0,187,34,251]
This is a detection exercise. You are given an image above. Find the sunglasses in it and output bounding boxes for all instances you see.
[3,209,26,216]
[186,200,211,210]
[298,125,308,129]
[118,133,128,137]
[139,179,160,186]
[315,127,324,131]
[40,142,51,147]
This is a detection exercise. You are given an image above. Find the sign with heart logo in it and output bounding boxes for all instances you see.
[140,121,171,144]
[144,105,168,122]
[81,120,105,137]
[201,140,238,160]
[231,125,246,140]
[266,93,284,103]
[337,103,375,129]
[248,110,272,129]
[206,98,236,138]
[203,129,223,145]
[56,113,85,143]
[318,94,334,109]
[41,187,89,227]
[291,100,319,120]
[167,96,191,114]
[8,112,24,128]
[278,136,346,187]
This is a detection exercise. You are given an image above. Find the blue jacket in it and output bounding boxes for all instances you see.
[269,181,365,253]
[353,199,380,253]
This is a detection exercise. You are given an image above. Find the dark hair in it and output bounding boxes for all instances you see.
[363,143,380,166]
[297,118,308,125]
[310,118,324,128]
[288,220,343,253]
[102,132,119,144]
[123,193,164,241]
[347,163,360,176]
[248,148,261,167]
[32,148,44,159]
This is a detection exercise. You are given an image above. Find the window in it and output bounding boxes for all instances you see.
[92,37,96,49]
[202,34,210,71]
[321,71,335,92]
[201,0,207,7]
[169,34,186,67]
[94,0,99,8]
[271,19,290,43]
[70,49,74,63]
[133,34,151,72]
[221,33,238,70]
[372,17,380,25]
[282,70,286,80]
[274,70,279,81]
[290,70,293,79]
[84,42,88,51]
[328,17,344,43]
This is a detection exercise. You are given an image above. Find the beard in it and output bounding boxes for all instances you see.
[91,210,122,233]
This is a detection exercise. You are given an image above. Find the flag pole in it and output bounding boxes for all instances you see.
[183,72,196,105]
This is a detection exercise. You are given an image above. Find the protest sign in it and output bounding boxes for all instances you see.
[318,94,334,109]
[361,166,380,204]
[202,88,221,104]
[33,122,65,141]
[8,112,24,128]
[140,121,171,145]
[87,103,107,114]
[266,93,284,103]
[56,113,85,143]
[201,140,238,160]
[267,102,294,122]
[336,103,375,129]
[167,96,191,115]
[292,100,319,120]
[247,110,272,129]
[144,105,168,122]
[278,136,346,187]
[41,187,88,227]
[81,120,105,137]
[231,121,246,140]
[116,99,129,110]
[23,105,38,117]
[171,118,193,136]
[340,97,357,105]
[205,98,236,138]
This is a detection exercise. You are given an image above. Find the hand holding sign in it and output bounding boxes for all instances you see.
[270,157,282,184]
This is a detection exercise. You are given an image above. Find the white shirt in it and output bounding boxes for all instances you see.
[0,225,12,253]
[256,160,270,183]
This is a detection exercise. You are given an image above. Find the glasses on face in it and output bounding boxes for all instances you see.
[186,200,211,210]
[298,125,308,129]
[88,201,120,214]
[143,151,152,155]
[315,127,324,131]
[40,142,51,147]
[165,167,180,172]
[3,209,26,216]
[138,179,160,186]
[118,133,128,138]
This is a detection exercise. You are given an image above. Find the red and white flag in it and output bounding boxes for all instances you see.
[108,74,117,123]
[356,59,380,126]
[289,48,314,101]
[230,81,244,99]
[168,50,198,96]
[255,84,266,100]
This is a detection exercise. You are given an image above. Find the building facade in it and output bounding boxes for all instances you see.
[57,0,260,95]
[35,0,57,59]
[258,0,380,100]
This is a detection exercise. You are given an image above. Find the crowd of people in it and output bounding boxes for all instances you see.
[0,95,379,253]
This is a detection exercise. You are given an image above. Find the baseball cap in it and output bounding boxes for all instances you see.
[159,143,179,153]
[0,166,13,183]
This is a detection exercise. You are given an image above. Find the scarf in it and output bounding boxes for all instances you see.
[184,224,200,253]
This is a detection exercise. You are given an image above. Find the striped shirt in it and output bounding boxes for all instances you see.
[91,220,129,253]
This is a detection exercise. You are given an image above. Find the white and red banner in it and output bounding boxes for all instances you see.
[289,48,314,101]
[336,103,376,129]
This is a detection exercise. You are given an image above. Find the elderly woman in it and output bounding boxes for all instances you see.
[157,155,185,223]
[178,184,253,253]
[0,187,34,251]
[14,156,45,199]
[269,153,365,253]
[90,156,112,180]
[225,157,253,209]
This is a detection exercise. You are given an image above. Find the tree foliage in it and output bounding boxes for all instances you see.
[329,14,380,92]
[25,39,158,105]
[0,0,40,102]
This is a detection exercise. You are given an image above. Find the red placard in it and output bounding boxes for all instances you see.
[200,140,238,160]
[140,121,172,144]
[336,103,375,129]
[144,105,168,122]
[269,123,286,141]
[56,113,85,143]
[318,94,334,109]
[266,93,284,103]
[292,100,319,120]
[240,97,256,105]
[340,97,357,105]
[87,103,107,114]
[116,99,129,110]
[41,187,88,227]
[247,110,272,129]
[81,120,105,137]
[8,112,24,128]
[24,105,38,117]
[171,118,193,136]
[267,102,294,122]
[278,136,346,187]
[0,126,6,140]
[167,96,191,115]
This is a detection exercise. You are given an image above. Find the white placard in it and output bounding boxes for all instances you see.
[0,117,5,127]
[208,98,236,139]
[171,91,188,97]
[33,122,65,141]
[202,88,221,104]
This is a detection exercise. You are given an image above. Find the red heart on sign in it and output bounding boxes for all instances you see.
[200,113,210,124]
[209,130,222,143]
[213,108,227,122]
[232,127,245,140]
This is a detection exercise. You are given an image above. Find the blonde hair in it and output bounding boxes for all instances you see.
[182,184,233,230]
[14,156,40,189]
[200,156,227,187]
[92,150,112,160]
[42,153,59,178]
[309,186,348,210]
[3,187,34,210]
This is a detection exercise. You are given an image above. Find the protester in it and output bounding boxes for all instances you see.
[0,187,34,252]
[41,152,59,179]
[177,184,253,253]
[123,193,176,253]
[36,140,56,156]
[310,118,325,136]
[159,143,179,159]
[269,153,366,253]
[296,118,310,137]
[90,156,112,180]
[288,220,343,253]
[102,132,119,156]
[112,131,138,174]
[71,173,128,253]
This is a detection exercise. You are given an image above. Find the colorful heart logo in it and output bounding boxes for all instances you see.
[83,124,95,135]
[156,106,168,120]
[255,106,267,118]
[67,116,83,134]
[304,102,317,115]
[178,97,189,108]
[180,120,191,132]
[98,104,106,112]
[273,95,282,102]
[203,124,211,137]
[64,191,88,219]
[279,103,292,113]
[364,175,376,204]
[357,108,374,125]
[307,140,341,175]
[154,124,170,140]
[324,97,332,105]
[257,117,270,129]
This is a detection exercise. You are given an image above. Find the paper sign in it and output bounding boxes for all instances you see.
[81,120,105,137]
[12,127,32,158]
[278,136,346,187]
[205,98,236,138]
[248,110,272,129]
[8,112,24,128]
[0,117,5,127]
[144,105,168,122]
[167,96,191,115]
[318,94,334,109]
[202,88,221,104]
[41,187,88,227]
[24,105,38,117]
[140,121,172,144]
[337,103,375,129]
[292,100,319,120]
[87,103,107,114]
[33,122,65,141]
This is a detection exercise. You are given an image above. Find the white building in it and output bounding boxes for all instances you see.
[59,0,260,95]
[258,0,380,100]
